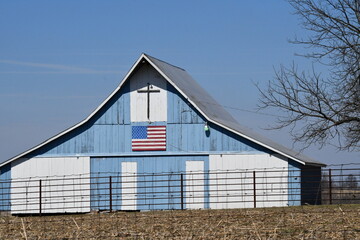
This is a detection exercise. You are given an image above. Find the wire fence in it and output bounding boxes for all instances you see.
[1,166,359,215]
[0,166,360,239]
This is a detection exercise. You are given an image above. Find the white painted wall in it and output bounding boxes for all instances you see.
[11,157,90,214]
[209,154,288,209]
[186,161,204,209]
[130,65,167,122]
[121,162,137,210]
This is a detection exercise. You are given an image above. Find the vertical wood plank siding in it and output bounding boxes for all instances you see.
[0,165,11,211]
[90,155,208,211]
[288,160,302,206]
[28,79,267,158]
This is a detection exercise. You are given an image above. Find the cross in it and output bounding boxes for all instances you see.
[137,83,160,120]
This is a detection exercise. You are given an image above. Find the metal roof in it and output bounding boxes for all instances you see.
[0,53,325,167]
[144,54,324,166]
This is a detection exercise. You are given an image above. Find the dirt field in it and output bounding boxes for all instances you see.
[0,204,359,239]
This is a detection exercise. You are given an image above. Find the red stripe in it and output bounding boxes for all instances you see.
[133,144,165,148]
[132,126,166,151]
[132,148,166,151]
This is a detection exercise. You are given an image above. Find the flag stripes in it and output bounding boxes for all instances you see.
[132,126,166,151]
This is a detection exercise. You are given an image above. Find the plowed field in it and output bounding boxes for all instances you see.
[0,205,359,239]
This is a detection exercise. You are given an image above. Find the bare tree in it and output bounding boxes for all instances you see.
[344,174,358,189]
[258,0,360,150]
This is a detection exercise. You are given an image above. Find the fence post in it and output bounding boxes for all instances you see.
[39,179,42,216]
[109,176,112,212]
[328,169,332,205]
[253,171,256,208]
[180,173,184,210]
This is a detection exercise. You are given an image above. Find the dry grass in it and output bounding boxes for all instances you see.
[0,204,359,239]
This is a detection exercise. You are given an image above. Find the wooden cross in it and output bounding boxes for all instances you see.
[137,83,160,120]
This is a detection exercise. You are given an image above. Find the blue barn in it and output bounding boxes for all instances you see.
[0,54,324,214]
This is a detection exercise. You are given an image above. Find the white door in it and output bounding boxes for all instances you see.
[121,162,137,210]
[186,161,204,209]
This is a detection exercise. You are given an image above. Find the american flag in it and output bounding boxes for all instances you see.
[132,126,166,151]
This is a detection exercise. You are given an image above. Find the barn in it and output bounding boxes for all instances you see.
[0,54,325,214]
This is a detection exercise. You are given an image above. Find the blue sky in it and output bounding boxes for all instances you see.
[0,0,358,165]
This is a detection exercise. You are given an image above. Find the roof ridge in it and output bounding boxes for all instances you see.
[0,54,324,167]
[143,53,186,71]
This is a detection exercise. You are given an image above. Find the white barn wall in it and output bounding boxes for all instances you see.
[11,157,90,214]
[209,154,288,209]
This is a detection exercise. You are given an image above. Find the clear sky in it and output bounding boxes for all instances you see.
[0,0,358,165]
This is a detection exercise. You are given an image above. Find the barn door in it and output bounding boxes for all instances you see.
[121,162,137,210]
[185,161,204,209]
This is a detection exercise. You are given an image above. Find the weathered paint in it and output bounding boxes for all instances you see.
[167,84,204,125]
[94,80,130,125]
[0,164,11,211]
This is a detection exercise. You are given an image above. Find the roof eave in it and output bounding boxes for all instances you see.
[143,55,324,167]
[1,53,325,168]
[0,54,148,168]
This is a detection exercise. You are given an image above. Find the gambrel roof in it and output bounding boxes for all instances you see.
[0,53,325,167]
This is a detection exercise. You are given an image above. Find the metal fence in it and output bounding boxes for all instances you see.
[1,166,359,215]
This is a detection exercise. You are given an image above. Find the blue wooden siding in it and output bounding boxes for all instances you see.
[93,124,129,153]
[167,84,204,124]
[288,160,301,206]
[0,164,11,211]
[90,155,209,211]
[26,72,267,159]
[28,82,130,157]
[94,81,130,125]
[90,157,121,211]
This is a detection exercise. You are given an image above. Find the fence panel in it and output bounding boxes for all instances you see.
[1,166,359,214]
